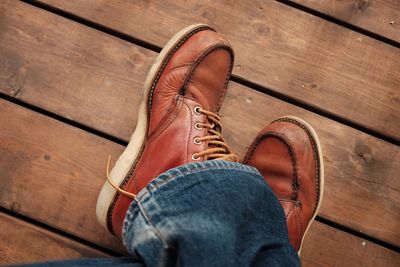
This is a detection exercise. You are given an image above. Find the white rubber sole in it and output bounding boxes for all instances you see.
[96,24,212,232]
[279,116,325,255]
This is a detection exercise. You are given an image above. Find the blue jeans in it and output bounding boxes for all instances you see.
[17,161,300,267]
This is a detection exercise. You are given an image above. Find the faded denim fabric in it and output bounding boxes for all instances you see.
[122,160,299,267]
[14,161,299,267]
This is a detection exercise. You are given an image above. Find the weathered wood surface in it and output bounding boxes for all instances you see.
[1,0,399,247]
[289,0,400,43]
[1,99,399,266]
[0,212,108,264]
[302,223,400,267]
[0,99,126,252]
[35,0,400,141]
[0,0,154,141]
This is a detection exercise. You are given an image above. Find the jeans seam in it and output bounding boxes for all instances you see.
[123,200,172,250]
[137,200,172,249]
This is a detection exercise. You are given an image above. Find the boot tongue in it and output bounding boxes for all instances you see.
[184,83,219,112]
[183,47,232,112]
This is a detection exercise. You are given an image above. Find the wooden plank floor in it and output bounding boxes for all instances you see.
[0,211,109,264]
[288,0,400,43]
[0,0,399,265]
[35,0,400,141]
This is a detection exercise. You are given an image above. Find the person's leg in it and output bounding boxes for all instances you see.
[122,160,300,267]
[13,159,300,267]
[11,257,141,267]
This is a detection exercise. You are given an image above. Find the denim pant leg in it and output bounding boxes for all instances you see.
[11,257,142,267]
[123,160,300,267]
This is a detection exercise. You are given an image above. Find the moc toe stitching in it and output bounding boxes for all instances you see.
[274,118,321,212]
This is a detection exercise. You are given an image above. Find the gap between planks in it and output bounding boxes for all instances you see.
[0,0,400,251]
[276,0,400,48]
[1,99,400,266]
[0,209,112,265]
[22,0,400,146]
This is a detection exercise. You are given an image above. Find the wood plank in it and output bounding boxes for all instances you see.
[0,212,108,265]
[302,222,400,266]
[34,0,400,141]
[0,0,399,246]
[1,100,399,266]
[223,83,400,248]
[10,199,397,267]
[7,211,396,267]
[0,0,154,140]
[0,98,126,252]
[289,0,400,43]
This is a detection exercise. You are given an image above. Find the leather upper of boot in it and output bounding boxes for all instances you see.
[243,119,320,251]
[111,29,235,237]
[149,30,233,134]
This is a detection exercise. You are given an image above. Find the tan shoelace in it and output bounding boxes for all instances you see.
[105,107,237,199]
[106,155,137,199]
[192,107,237,162]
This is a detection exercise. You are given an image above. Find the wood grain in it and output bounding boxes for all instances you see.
[0,99,126,253]
[0,99,399,265]
[35,0,400,141]
[0,212,108,264]
[0,0,154,140]
[222,83,400,248]
[289,0,400,43]
[0,1,399,246]
[302,222,400,266]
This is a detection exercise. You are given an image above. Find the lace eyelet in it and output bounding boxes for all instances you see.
[194,123,202,130]
[194,106,201,115]
[193,137,202,145]
[192,154,201,160]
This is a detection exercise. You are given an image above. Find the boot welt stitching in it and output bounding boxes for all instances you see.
[106,26,213,234]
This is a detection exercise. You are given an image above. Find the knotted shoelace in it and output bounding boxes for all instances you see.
[106,107,237,199]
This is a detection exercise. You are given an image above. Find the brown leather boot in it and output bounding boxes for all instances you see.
[243,116,324,253]
[96,24,237,237]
